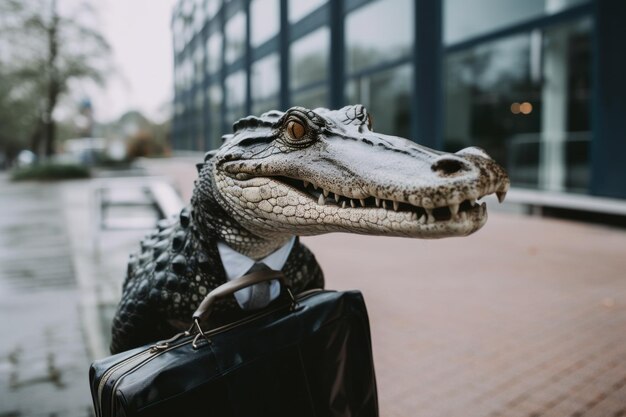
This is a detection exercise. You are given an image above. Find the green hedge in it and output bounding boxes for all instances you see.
[11,163,91,181]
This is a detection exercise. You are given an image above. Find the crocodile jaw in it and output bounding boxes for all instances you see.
[213,167,507,239]
[203,105,510,246]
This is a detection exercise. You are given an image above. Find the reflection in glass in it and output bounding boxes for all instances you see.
[444,19,591,192]
[292,87,327,110]
[288,0,327,23]
[195,91,204,150]
[180,57,192,89]
[175,102,184,117]
[193,2,204,33]
[346,64,411,138]
[346,0,413,73]
[174,63,182,91]
[173,18,184,53]
[252,54,280,114]
[208,84,223,149]
[225,70,247,125]
[290,27,330,90]
[225,12,245,64]
[205,0,219,21]
[251,0,280,47]
[444,0,590,44]
[206,33,222,75]
[194,44,204,84]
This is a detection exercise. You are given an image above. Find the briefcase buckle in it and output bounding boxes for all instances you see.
[192,318,211,349]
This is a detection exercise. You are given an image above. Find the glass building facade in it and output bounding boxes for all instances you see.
[171,0,626,200]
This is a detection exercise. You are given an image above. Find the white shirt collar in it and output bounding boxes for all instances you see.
[216,236,296,281]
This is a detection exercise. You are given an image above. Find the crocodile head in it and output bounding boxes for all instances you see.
[195,105,509,257]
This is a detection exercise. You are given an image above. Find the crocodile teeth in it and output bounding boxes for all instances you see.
[360,198,366,207]
[418,214,426,224]
[342,201,347,209]
[303,180,310,188]
[496,191,507,203]
[334,193,340,202]
[425,208,435,224]
[318,194,325,205]
[350,199,356,208]
[375,197,381,207]
[313,184,318,190]
[382,200,387,209]
[323,189,329,197]
[449,203,459,218]
[392,201,399,211]
[469,198,476,206]
[460,211,467,220]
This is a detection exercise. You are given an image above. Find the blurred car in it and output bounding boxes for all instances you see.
[16,150,37,167]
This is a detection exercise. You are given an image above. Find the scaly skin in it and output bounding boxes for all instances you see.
[110,105,509,353]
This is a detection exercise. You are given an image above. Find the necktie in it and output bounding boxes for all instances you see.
[239,262,273,310]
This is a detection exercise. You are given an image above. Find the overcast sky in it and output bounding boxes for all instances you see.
[92,0,178,123]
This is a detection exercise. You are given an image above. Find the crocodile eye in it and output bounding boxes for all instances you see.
[287,120,306,140]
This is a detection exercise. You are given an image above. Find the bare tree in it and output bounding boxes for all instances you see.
[0,0,110,159]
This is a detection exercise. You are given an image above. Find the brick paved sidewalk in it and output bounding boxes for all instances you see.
[303,215,626,417]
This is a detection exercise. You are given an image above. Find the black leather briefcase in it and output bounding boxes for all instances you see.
[89,270,379,417]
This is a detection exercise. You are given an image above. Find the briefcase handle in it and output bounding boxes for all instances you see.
[189,269,296,348]
[192,268,294,322]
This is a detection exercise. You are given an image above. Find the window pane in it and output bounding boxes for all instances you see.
[225,70,247,124]
[174,63,182,91]
[175,101,184,117]
[288,0,326,23]
[225,12,245,64]
[194,44,204,84]
[206,33,222,75]
[444,0,590,44]
[208,84,223,148]
[346,64,411,138]
[193,2,204,33]
[205,0,219,20]
[173,18,185,53]
[251,0,280,47]
[252,98,280,116]
[195,91,205,150]
[443,19,592,193]
[292,86,327,110]
[346,0,413,73]
[181,57,192,89]
[252,54,280,114]
[290,27,329,90]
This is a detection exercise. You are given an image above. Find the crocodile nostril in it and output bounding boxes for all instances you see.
[431,158,466,176]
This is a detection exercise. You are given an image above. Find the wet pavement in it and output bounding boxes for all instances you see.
[0,177,93,417]
[61,176,178,360]
[1,159,626,416]
[0,173,175,417]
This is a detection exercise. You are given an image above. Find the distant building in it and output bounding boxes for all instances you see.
[171,0,626,201]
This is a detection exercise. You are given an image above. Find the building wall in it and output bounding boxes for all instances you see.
[171,0,626,200]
